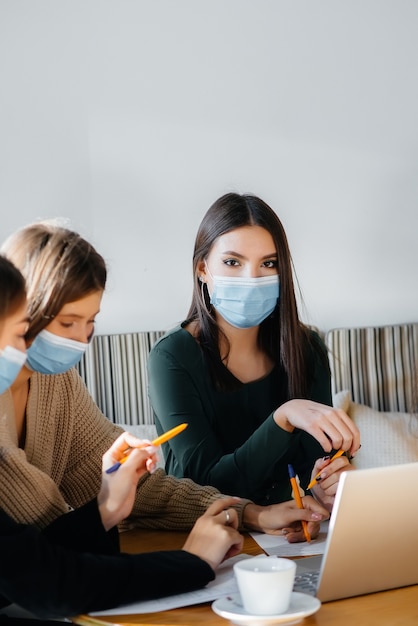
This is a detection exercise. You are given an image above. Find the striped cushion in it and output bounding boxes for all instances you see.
[77,331,164,425]
[326,324,418,412]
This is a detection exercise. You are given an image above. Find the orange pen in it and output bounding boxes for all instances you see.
[288,463,311,543]
[106,423,188,474]
[307,448,345,490]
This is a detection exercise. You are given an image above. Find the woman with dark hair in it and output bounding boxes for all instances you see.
[0,220,329,540]
[0,255,28,394]
[148,193,360,508]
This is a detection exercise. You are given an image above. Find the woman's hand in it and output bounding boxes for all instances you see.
[310,454,355,511]
[242,496,329,541]
[98,432,158,530]
[273,399,361,458]
[182,497,244,571]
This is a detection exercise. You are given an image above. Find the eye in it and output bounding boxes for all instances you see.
[60,322,74,329]
[262,260,278,269]
[223,258,240,267]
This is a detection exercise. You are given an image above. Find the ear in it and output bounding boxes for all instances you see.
[197,260,207,283]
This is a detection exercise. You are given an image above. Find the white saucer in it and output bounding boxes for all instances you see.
[211,592,321,625]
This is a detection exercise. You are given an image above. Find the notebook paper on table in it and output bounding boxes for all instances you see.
[251,520,329,557]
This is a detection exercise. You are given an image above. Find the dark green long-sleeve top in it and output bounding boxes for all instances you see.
[148,326,332,505]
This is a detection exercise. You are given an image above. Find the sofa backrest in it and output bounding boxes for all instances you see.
[325,323,418,413]
[77,331,164,425]
[76,323,418,425]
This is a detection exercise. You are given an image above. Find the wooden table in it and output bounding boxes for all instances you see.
[73,527,418,626]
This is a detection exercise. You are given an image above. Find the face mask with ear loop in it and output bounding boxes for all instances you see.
[0,346,27,394]
[204,265,280,329]
[26,329,89,375]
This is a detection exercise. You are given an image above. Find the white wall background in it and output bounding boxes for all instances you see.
[1,0,417,335]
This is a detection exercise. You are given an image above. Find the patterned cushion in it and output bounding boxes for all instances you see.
[326,324,418,412]
[333,390,418,469]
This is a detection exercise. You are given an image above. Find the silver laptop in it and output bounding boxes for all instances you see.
[293,462,418,602]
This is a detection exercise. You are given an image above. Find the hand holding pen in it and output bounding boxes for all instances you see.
[307,449,345,490]
[288,464,311,543]
[106,423,188,474]
[99,432,161,529]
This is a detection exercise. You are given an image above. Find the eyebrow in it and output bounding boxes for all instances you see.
[57,311,100,319]
[221,250,278,260]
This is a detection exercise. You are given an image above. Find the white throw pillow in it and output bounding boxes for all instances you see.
[333,390,418,469]
[332,389,351,414]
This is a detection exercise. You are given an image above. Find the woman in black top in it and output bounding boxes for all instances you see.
[0,255,243,620]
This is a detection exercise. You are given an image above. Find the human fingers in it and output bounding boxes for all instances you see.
[145,454,158,474]
[254,498,328,536]
[183,507,244,570]
[311,455,329,478]
[320,408,361,455]
[121,431,153,449]
[121,447,156,473]
[280,496,329,543]
[308,455,334,490]
[274,400,359,454]
[102,431,153,466]
[312,456,355,495]
[284,519,322,543]
[310,454,351,487]
[301,495,329,519]
[271,498,327,526]
[203,497,241,529]
[205,521,244,569]
[99,449,153,530]
[306,407,359,453]
[222,537,245,561]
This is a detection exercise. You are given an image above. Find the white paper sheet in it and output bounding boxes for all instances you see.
[90,553,251,616]
[250,521,329,557]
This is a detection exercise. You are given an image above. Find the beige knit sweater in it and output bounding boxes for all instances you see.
[0,368,250,529]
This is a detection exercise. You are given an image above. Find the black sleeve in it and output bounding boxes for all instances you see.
[42,498,120,555]
[0,510,214,620]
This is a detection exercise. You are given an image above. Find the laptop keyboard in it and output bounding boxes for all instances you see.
[293,570,319,596]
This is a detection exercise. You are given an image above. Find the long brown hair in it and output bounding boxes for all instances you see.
[185,192,321,395]
[1,221,107,342]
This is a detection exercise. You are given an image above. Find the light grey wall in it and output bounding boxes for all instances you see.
[1,0,417,334]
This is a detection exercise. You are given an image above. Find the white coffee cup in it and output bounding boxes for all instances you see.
[233,555,296,615]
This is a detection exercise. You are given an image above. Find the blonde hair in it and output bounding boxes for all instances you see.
[1,221,106,341]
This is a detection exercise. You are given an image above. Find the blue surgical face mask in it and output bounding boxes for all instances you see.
[0,346,27,394]
[26,329,88,375]
[208,272,280,329]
